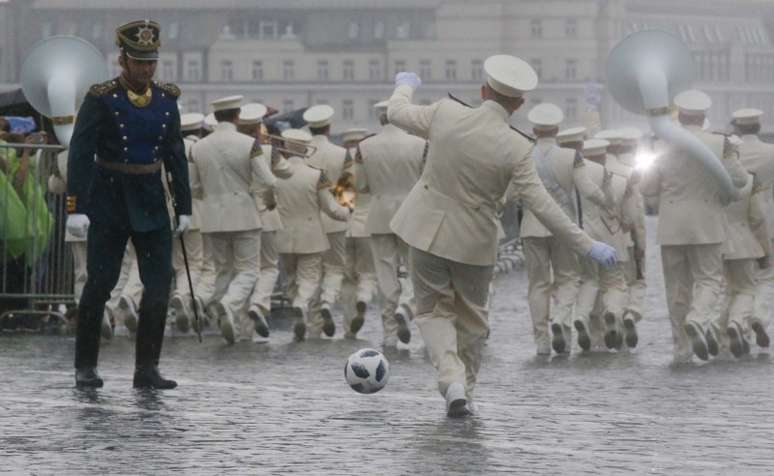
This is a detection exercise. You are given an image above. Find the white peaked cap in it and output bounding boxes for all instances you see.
[557,126,587,144]
[281,128,312,144]
[674,89,712,116]
[239,103,268,125]
[619,127,643,144]
[342,128,369,143]
[373,100,389,114]
[732,108,764,126]
[180,113,204,132]
[528,103,564,129]
[484,55,538,98]
[210,95,243,112]
[583,139,610,157]
[303,104,336,128]
[594,129,625,146]
[204,113,218,129]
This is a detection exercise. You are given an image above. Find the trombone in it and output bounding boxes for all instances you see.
[264,133,318,159]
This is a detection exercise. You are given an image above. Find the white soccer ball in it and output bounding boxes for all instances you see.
[344,348,390,394]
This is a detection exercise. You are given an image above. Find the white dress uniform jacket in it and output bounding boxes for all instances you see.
[388,86,593,266]
[190,122,288,233]
[356,124,426,235]
[275,156,350,254]
[307,135,348,234]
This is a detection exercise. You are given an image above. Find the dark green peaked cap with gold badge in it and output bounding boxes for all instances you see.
[115,19,161,61]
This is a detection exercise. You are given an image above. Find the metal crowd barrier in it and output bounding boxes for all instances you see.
[0,142,71,327]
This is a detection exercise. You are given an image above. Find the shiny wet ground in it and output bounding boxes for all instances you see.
[2,220,774,475]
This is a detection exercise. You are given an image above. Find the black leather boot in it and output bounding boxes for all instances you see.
[75,306,104,370]
[75,367,104,388]
[133,365,177,389]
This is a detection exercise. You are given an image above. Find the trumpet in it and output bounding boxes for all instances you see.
[265,133,318,159]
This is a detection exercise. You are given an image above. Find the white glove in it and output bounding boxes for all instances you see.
[587,241,618,268]
[395,72,422,89]
[174,215,192,236]
[66,214,90,239]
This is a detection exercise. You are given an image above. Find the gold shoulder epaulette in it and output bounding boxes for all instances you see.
[153,80,181,98]
[89,79,119,97]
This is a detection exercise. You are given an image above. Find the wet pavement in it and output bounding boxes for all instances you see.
[2,217,774,475]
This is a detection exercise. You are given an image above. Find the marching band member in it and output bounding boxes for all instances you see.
[169,112,206,333]
[730,108,774,351]
[339,128,378,340]
[272,129,350,341]
[640,90,747,362]
[239,103,276,340]
[191,95,290,344]
[355,100,427,348]
[303,105,349,337]
[521,103,610,355]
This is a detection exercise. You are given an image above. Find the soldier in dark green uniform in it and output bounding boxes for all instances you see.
[66,20,192,389]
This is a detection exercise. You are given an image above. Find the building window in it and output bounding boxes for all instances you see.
[445,60,457,81]
[342,99,354,120]
[348,21,360,40]
[343,60,355,81]
[183,98,201,114]
[396,22,410,39]
[531,19,542,38]
[162,60,176,81]
[419,59,432,81]
[374,21,385,40]
[41,21,53,38]
[220,60,233,81]
[565,59,577,80]
[471,59,483,81]
[318,60,329,81]
[368,99,379,119]
[168,22,179,40]
[252,60,263,81]
[369,59,382,80]
[282,99,294,113]
[531,58,542,80]
[283,60,295,80]
[565,97,578,120]
[394,60,406,76]
[565,19,577,37]
[259,20,279,40]
[316,98,329,105]
[185,57,201,82]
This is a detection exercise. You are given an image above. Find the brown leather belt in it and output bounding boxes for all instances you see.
[96,158,162,175]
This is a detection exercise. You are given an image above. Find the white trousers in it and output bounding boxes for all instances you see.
[410,247,492,401]
[196,233,217,307]
[370,234,415,341]
[207,230,261,338]
[171,229,204,299]
[282,253,323,333]
[522,236,581,349]
[341,236,378,335]
[249,230,280,317]
[320,231,346,307]
[753,241,774,328]
[622,246,647,321]
[661,243,724,359]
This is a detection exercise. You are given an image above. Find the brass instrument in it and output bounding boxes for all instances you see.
[333,172,356,209]
[265,133,317,159]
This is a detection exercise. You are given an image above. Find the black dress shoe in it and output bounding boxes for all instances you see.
[751,321,770,348]
[320,307,336,337]
[684,322,709,361]
[75,367,104,388]
[705,328,719,357]
[133,366,177,389]
[248,308,270,338]
[550,323,566,354]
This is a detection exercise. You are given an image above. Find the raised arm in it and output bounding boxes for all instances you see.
[387,73,441,139]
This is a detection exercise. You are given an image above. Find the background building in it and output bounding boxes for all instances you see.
[2,0,774,133]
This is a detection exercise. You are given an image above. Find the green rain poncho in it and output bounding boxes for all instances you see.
[0,141,53,265]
